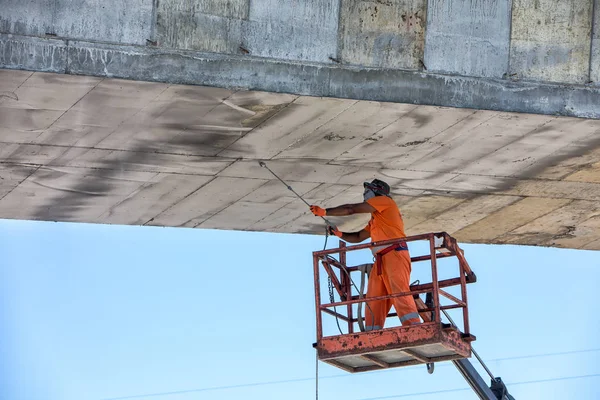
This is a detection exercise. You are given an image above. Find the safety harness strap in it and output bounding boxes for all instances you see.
[373,243,408,275]
[370,243,408,255]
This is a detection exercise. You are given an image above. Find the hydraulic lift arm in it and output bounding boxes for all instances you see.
[453,358,515,400]
[416,294,515,400]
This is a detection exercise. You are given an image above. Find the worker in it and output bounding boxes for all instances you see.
[310,179,420,330]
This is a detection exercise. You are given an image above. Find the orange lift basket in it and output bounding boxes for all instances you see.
[312,232,477,373]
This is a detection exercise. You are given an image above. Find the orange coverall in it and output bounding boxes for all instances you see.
[363,196,420,329]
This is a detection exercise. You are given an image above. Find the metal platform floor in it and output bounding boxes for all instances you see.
[315,322,474,373]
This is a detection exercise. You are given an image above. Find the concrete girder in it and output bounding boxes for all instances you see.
[1,70,600,250]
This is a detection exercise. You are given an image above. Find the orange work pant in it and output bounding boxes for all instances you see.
[364,250,420,329]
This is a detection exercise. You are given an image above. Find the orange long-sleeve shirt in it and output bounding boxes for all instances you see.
[365,196,406,242]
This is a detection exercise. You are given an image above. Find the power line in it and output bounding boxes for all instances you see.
[100,348,600,400]
[482,348,600,363]
[354,386,470,400]
[354,373,600,400]
[102,372,600,400]
[360,347,600,376]
[100,376,315,400]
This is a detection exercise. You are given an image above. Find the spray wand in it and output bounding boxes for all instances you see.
[258,161,334,228]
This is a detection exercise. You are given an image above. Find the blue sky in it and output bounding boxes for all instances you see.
[1,219,599,400]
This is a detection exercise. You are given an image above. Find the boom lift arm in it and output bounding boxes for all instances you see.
[453,358,515,400]
[418,292,515,400]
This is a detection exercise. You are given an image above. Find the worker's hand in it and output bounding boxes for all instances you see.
[328,225,343,238]
[310,205,326,217]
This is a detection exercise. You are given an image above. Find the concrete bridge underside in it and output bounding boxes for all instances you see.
[2,69,600,250]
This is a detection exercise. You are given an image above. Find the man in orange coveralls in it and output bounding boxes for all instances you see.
[310,179,420,330]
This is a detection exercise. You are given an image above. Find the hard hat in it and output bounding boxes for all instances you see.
[363,179,391,196]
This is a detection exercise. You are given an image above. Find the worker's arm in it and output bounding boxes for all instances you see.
[311,202,376,216]
[333,227,371,243]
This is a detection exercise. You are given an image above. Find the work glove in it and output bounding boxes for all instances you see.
[328,225,343,238]
[310,205,326,217]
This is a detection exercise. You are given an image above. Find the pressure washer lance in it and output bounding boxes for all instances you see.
[258,161,334,228]
[259,160,349,338]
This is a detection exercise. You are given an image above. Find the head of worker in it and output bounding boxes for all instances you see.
[363,179,390,201]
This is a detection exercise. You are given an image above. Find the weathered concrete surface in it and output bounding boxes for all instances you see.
[243,0,339,62]
[3,0,597,85]
[0,0,153,45]
[424,0,511,78]
[3,34,600,119]
[63,38,333,94]
[592,0,600,84]
[156,0,339,62]
[3,0,600,118]
[338,0,427,69]
[2,70,600,250]
[510,0,594,84]
[54,0,153,44]
[157,0,247,53]
[0,35,67,72]
[0,0,54,37]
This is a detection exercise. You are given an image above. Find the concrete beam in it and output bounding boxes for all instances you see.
[1,70,600,250]
[2,34,600,119]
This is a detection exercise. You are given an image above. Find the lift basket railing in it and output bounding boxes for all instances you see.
[312,232,476,341]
